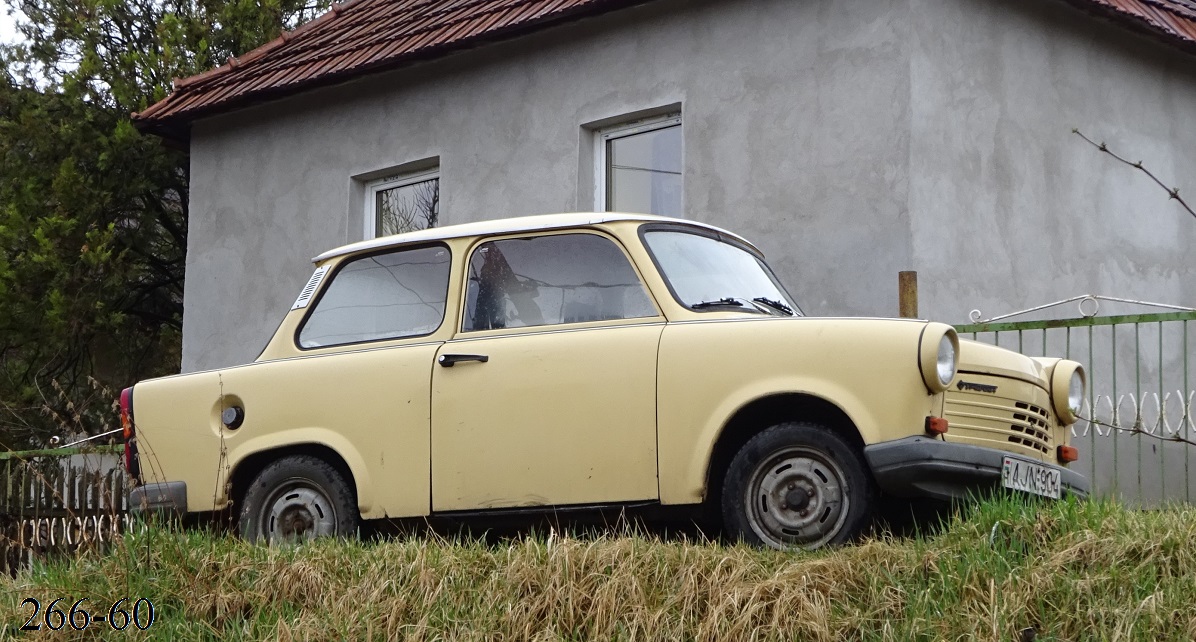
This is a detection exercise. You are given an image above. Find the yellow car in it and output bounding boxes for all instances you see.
[123,213,1088,549]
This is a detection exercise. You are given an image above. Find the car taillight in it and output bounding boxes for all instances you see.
[120,387,141,480]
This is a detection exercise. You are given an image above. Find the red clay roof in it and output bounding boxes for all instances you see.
[133,0,645,140]
[1062,0,1196,46]
[133,0,1196,142]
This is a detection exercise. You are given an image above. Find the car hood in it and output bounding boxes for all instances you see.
[956,339,1051,390]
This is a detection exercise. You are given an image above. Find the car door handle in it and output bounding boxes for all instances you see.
[438,353,489,367]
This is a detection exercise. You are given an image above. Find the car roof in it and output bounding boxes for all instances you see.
[311,212,758,263]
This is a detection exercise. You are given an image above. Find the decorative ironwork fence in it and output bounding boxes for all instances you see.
[1,445,128,574]
[956,301,1196,506]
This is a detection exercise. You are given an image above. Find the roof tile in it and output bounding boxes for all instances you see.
[133,0,1196,139]
[133,0,642,134]
[1067,0,1196,47]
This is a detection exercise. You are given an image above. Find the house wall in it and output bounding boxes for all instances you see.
[908,0,1196,504]
[183,0,1196,502]
[909,0,1196,324]
[185,0,913,372]
[187,0,1196,377]
[184,0,1196,377]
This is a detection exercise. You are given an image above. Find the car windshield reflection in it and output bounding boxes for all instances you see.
[642,229,803,315]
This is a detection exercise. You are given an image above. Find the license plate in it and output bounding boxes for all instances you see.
[1001,456,1061,499]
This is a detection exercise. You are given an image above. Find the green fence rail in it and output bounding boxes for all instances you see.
[2,444,125,516]
[0,444,122,460]
[956,310,1196,505]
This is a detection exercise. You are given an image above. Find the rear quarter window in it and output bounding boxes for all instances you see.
[298,244,451,348]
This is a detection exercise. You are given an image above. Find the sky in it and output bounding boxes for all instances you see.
[0,7,18,45]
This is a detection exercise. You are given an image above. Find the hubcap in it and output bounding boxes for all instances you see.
[259,480,337,543]
[784,487,812,511]
[744,446,850,549]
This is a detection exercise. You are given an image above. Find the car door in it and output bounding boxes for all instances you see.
[251,243,453,519]
[430,231,664,511]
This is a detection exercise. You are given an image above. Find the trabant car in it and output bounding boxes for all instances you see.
[123,213,1089,549]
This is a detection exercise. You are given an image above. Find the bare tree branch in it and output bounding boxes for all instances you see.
[1080,415,1196,447]
[1073,128,1196,221]
[379,178,440,235]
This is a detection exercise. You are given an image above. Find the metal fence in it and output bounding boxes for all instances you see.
[1,445,129,574]
[956,304,1196,506]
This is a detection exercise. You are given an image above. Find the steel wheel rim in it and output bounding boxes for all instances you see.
[743,445,850,549]
[258,478,337,543]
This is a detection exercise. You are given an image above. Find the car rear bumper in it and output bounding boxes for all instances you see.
[863,436,1090,501]
[128,481,187,515]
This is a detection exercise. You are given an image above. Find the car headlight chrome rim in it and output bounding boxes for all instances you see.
[1051,362,1085,425]
[920,324,959,393]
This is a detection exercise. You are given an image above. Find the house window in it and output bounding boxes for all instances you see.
[365,168,440,238]
[595,115,682,216]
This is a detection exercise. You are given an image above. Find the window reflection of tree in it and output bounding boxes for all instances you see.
[466,237,653,330]
[471,244,544,330]
[378,178,439,235]
[313,259,447,316]
[301,249,450,346]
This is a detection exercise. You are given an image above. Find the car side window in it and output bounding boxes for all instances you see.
[462,233,656,332]
[298,244,451,348]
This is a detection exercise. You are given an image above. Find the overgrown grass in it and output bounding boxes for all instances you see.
[3,496,1195,641]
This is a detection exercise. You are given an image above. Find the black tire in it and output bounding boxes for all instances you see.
[721,422,875,550]
[239,455,359,544]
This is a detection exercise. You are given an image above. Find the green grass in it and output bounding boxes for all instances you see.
[3,496,1196,641]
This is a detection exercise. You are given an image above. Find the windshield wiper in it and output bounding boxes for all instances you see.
[691,298,747,310]
[752,297,795,316]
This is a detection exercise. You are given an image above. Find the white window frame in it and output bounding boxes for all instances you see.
[593,114,682,214]
[364,167,440,239]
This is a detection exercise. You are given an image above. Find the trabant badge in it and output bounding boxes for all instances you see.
[957,380,998,394]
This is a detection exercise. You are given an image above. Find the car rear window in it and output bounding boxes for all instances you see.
[298,244,451,348]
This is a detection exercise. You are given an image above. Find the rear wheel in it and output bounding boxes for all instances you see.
[721,422,875,549]
[239,455,358,544]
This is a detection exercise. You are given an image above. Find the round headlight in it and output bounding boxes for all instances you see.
[937,334,957,387]
[1050,362,1085,425]
[1068,369,1084,415]
[919,324,959,393]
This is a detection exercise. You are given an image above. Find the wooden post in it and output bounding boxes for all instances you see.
[898,271,918,318]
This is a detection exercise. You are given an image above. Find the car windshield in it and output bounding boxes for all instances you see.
[642,229,802,315]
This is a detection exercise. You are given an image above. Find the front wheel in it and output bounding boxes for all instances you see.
[721,422,875,550]
[239,455,359,544]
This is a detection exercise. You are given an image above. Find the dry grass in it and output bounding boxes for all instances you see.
[3,496,1196,641]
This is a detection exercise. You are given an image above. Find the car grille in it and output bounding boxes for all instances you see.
[944,383,1054,455]
[1007,401,1052,453]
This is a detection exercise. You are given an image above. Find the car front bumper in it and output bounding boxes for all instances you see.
[863,436,1090,501]
[127,481,187,515]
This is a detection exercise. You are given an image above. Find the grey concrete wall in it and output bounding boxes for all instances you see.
[185,0,912,372]
[185,0,1195,364]
[906,0,1196,503]
[909,0,1196,324]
